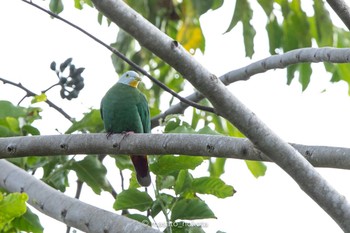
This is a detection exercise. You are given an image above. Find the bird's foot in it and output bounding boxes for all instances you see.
[121,131,134,140]
[106,132,114,139]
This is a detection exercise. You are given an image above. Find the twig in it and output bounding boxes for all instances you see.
[0,77,73,122]
[21,0,216,114]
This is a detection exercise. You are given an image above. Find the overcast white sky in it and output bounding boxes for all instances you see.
[1,1,350,232]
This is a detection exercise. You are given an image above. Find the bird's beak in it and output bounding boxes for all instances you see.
[130,75,142,88]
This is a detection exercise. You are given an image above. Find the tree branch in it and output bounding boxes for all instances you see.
[91,0,350,230]
[1,133,350,169]
[327,0,350,30]
[152,47,350,127]
[0,77,73,122]
[0,159,160,233]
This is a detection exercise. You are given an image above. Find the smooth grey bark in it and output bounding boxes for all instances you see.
[1,134,350,169]
[327,0,350,30]
[0,159,160,233]
[152,47,350,127]
[91,0,350,231]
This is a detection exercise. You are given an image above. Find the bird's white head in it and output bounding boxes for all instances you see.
[118,71,141,88]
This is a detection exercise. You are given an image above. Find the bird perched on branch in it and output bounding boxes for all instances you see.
[100,71,151,187]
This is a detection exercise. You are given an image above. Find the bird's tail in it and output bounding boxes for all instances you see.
[130,155,151,187]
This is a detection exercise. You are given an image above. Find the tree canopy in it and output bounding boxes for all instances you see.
[1,0,350,232]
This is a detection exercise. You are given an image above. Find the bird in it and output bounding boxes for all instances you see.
[100,71,151,187]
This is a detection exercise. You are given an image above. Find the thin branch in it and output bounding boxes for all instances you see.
[0,159,160,233]
[1,133,350,169]
[0,77,73,122]
[21,0,215,114]
[327,0,350,30]
[91,1,350,230]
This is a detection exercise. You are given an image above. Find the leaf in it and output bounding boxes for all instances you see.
[174,170,193,195]
[114,155,133,171]
[313,0,333,46]
[49,0,64,14]
[208,158,226,178]
[70,156,112,194]
[11,207,43,233]
[169,222,206,233]
[22,125,40,136]
[150,155,203,175]
[299,63,312,91]
[266,15,283,54]
[192,0,224,16]
[0,101,26,119]
[150,193,174,218]
[126,214,151,225]
[245,160,267,178]
[192,177,235,198]
[257,0,274,16]
[31,93,47,104]
[176,19,205,53]
[171,198,216,221]
[65,109,104,133]
[157,175,176,190]
[113,188,153,211]
[42,156,69,192]
[225,0,256,57]
[0,192,28,229]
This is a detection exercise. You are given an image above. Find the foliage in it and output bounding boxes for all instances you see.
[1,0,350,232]
[0,191,43,233]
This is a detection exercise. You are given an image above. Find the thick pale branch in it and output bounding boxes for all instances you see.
[92,0,350,230]
[327,0,350,30]
[1,134,350,169]
[152,47,350,127]
[0,159,159,233]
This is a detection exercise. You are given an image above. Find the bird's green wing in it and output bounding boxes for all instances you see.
[100,101,104,120]
[137,93,150,133]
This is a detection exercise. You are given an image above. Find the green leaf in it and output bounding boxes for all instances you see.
[150,155,203,175]
[266,15,283,54]
[299,63,312,91]
[0,192,28,229]
[169,222,206,233]
[31,93,47,104]
[49,0,64,14]
[22,125,40,136]
[11,207,43,233]
[0,101,26,119]
[70,156,112,194]
[192,177,235,198]
[126,214,151,225]
[208,158,226,178]
[42,156,69,192]
[245,160,267,178]
[113,188,153,211]
[65,109,104,133]
[225,0,255,57]
[257,0,274,16]
[174,170,193,195]
[150,193,174,218]
[192,0,224,16]
[313,0,333,46]
[157,175,176,190]
[197,126,220,135]
[114,155,133,171]
[168,125,196,134]
[171,198,216,221]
